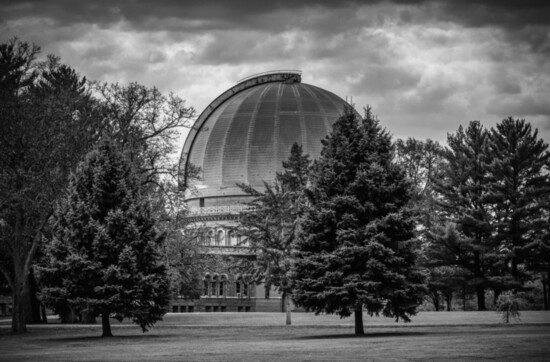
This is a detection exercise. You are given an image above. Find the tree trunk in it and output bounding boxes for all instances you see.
[354,306,364,336]
[285,294,291,326]
[27,270,43,324]
[40,303,48,323]
[101,312,113,337]
[431,291,440,311]
[446,293,452,311]
[11,281,28,333]
[9,211,47,334]
[476,286,486,311]
[545,271,550,311]
[473,250,486,311]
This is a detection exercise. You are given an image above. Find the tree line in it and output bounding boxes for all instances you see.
[395,119,550,312]
[238,109,549,335]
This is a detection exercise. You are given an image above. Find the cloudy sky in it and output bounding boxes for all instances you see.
[1,0,549,147]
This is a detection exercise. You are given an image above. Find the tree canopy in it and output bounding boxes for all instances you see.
[0,39,103,332]
[39,141,170,337]
[292,106,425,335]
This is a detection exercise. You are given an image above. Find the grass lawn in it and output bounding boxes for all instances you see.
[1,312,549,361]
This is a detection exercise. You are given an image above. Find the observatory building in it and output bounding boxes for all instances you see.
[175,71,349,312]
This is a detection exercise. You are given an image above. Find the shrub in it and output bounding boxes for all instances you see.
[495,292,521,324]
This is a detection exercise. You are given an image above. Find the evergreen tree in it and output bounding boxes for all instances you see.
[292,106,425,335]
[39,141,170,337]
[395,138,457,310]
[0,39,103,332]
[432,121,496,310]
[237,143,311,325]
[487,118,550,295]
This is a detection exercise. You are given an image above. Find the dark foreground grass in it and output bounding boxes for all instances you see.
[1,312,549,361]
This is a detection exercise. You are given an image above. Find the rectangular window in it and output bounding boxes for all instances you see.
[203,281,209,296]
[219,282,224,296]
[238,306,243,312]
[205,306,211,312]
[243,283,248,297]
[236,282,241,295]
[172,305,178,313]
[180,306,186,313]
[213,306,219,312]
[245,306,251,312]
[188,306,194,313]
[199,198,205,207]
[221,306,226,312]
[211,282,217,296]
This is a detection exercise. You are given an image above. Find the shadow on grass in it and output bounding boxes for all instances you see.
[299,331,429,340]
[47,333,180,342]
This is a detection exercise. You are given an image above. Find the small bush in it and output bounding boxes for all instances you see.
[495,292,521,324]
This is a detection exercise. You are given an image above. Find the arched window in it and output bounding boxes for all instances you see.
[236,274,249,297]
[199,231,207,245]
[204,273,212,296]
[211,274,218,296]
[243,283,248,297]
[219,274,228,296]
[228,231,237,246]
[215,230,224,246]
[208,230,215,245]
[235,275,242,296]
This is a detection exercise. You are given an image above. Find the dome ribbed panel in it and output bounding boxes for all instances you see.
[311,85,346,133]
[248,83,278,185]
[304,115,329,157]
[278,113,303,164]
[187,100,231,175]
[310,85,344,119]
[300,88,320,114]
[202,90,250,187]
[222,86,264,186]
[280,84,299,112]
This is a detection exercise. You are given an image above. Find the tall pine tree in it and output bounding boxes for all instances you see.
[432,121,497,310]
[292,106,425,335]
[487,118,550,294]
[39,141,170,337]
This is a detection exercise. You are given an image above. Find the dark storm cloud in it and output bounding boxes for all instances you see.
[2,0,549,31]
[435,0,550,29]
[2,0,548,144]
[0,0,358,31]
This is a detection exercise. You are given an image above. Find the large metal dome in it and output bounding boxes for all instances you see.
[180,71,348,206]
